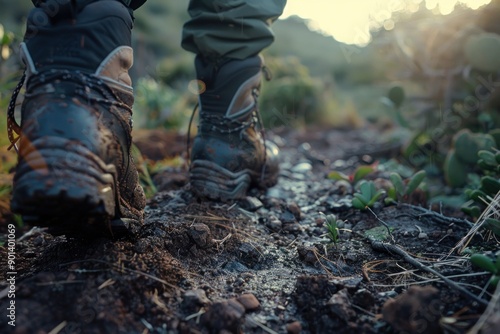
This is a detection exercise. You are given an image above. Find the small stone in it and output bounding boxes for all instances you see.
[345,251,357,262]
[202,299,245,333]
[418,232,428,239]
[266,216,282,231]
[237,293,260,312]
[327,197,353,212]
[327,288,355,320]
[286,321,302,334]
[382,286,441,334]
[291,162,312,173]
[378,290,398,298]
[240,196,263,211]
[224,261,249,273]
[280,210,297,224]
[287,202,302,220]
[297,245,317,264]
[267,188,286,199]
[182,289,210,308]
[283,222,302,233]
[352,289,375,308]
[189,223,212,248]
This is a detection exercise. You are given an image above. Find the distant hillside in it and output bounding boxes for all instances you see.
[0,1,382,84]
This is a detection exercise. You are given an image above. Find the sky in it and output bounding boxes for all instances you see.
[281,0,492,46]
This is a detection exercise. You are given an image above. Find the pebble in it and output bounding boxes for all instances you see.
[237,293,260,312]
[240,196,263,211]
[224,260,249,273]
[327,288,355,319]
[202,299,245,333]
[352,288,375,308]
[327,197,353,212]
[378,290,398,298]
[280,210,297,224]
[267,188,286,199]
[297,245,317,264]
[287,202,302,220]
[291,162,312,173]
[189,223,212,248]
[266,215,283,231]
[182,289,210,311]
[286,321,302,334]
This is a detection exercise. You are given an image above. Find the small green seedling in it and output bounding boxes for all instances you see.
[470,252,500,288]
[352,180,385,210]
[328,163,378,185]
[324,214,339,245]
[386,170,426,203]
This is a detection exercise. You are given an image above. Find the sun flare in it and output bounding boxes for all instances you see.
[282,0,492,45]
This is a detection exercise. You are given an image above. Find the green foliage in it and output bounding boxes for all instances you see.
[444,130,497,187]
[260,56,335,128]
[464,33,500,72]
[324,214,339,245]
[386,170,426,203]
[352,180,385,210]
[133,77,190,130]
[0,24,14,60]
[470,252,500,288]
[328,164,377,185]
[387,85,406,109]
[460,146,500,237]
[131,144,157,199]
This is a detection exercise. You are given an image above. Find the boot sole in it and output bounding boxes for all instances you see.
[189,159,278,201]
[11,137,137,238]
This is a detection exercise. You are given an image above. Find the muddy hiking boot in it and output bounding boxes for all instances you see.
[7,0,145,237]
[190,55,280,201]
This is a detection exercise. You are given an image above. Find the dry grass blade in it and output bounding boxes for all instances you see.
[468,280,500,334]
[452,190,500,254]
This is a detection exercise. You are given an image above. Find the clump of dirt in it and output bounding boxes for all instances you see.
[1,127,498,334]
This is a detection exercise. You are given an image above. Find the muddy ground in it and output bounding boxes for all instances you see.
[1,126,499,334]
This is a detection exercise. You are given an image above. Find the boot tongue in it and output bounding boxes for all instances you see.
[195,55,262,122]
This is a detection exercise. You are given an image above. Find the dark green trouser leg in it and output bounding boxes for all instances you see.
[181,0,287,61]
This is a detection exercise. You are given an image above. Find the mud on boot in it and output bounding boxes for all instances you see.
[7,0,146,237]
[189,55,280,201]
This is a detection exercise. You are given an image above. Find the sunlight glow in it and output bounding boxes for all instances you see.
[281,0,492,46]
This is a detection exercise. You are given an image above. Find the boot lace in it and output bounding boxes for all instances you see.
[187,65,272,182]
[7,69,132,153]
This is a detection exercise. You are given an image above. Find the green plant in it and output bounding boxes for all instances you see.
[131,144,157,199]
[0,24,14,61]
[380,85,409,128]
[352,180,385,210]
[328,163,378,185]
[464,32,500,72]
[460,147,500,226]
[470,252,500,288]
[386,170,426,203]
[324,214,339,245]
[444,129,497,187]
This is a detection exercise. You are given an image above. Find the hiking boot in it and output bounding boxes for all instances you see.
[7,0,145,237]
[189,55,279,201]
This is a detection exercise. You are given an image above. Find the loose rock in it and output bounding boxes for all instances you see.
[202,299,246,333]
[286,321,302,334]
[382,285,441,334]
[327,288,355,320]
[188,223,212,248]
[237,293,260,312]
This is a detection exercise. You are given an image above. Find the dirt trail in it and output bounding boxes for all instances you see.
[1,127,497,334]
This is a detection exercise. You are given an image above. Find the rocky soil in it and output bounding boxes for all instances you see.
[1,126,499,334]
